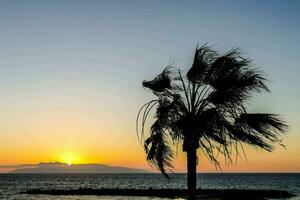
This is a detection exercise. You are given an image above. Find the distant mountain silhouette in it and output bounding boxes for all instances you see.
[10,163,149,173]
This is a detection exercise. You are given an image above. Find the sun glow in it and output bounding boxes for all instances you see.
[59,151,80,165]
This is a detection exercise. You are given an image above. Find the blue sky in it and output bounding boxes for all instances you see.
[0,0,299,171]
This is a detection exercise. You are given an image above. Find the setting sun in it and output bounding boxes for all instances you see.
[59,152,80,165]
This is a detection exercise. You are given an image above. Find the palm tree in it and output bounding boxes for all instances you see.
[136,45,287,199]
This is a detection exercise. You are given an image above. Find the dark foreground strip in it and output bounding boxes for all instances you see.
[22,188,295,199]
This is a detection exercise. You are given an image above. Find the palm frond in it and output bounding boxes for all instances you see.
[187,44,216,82]
[143,67,173,93]
[136,100,158,143]
[235,113,288,146]
[206,67,269,114]
[144,121,174,178]
[225,123,274,151]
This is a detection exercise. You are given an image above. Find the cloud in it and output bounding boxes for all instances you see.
[0,162,66,169]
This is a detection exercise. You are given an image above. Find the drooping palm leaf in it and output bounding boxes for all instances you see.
[144,121,174,177]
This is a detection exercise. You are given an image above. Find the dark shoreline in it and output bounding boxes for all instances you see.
[22,188,296,200]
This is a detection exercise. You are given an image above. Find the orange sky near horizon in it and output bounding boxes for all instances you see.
[0,110,299,173]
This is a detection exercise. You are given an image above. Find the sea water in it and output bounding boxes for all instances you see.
[0,173,299,199]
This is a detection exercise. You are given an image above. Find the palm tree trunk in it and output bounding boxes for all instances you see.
[187,148,197,200]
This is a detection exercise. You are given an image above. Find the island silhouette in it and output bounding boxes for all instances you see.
[1,162,148,173]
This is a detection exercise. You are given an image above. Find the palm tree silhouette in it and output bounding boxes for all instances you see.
[137,45,287,199]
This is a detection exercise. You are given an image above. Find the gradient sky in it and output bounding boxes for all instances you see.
[0,0,299,173]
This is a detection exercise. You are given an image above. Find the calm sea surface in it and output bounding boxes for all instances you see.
[0,173,299,200]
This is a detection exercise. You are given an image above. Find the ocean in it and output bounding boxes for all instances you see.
[0,173,299,199]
